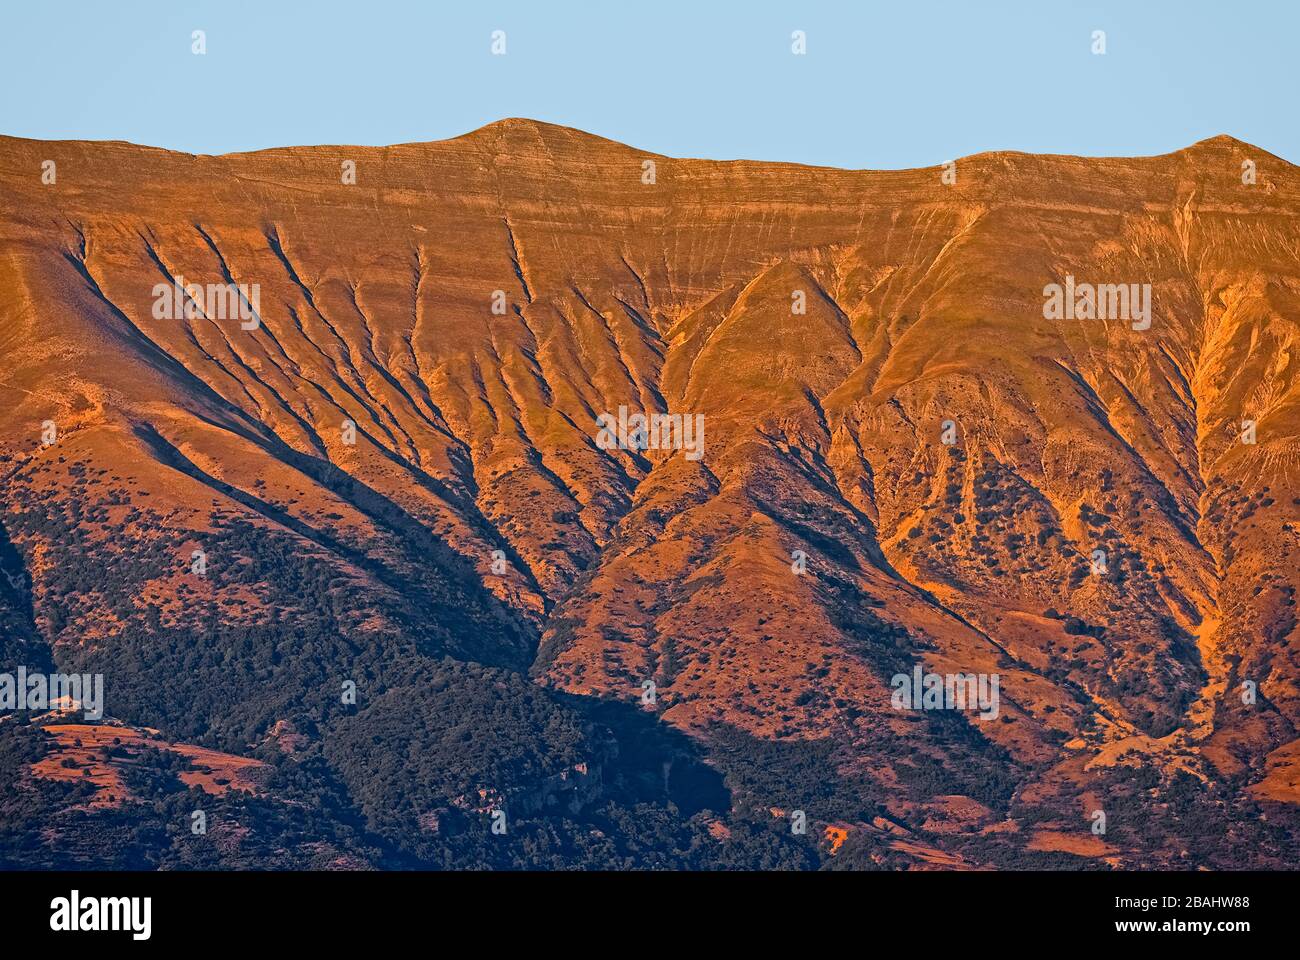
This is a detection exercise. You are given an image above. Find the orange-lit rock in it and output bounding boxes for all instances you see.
[2,120,1297,867]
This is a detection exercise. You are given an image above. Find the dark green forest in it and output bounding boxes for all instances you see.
[1,454,1295,871]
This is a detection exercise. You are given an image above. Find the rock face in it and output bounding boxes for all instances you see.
[1,119,1297,867]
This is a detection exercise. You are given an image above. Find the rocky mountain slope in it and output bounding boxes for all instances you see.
[1,120,1297,868]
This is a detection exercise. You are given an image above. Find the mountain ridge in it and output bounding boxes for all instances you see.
[2,119,1294,171]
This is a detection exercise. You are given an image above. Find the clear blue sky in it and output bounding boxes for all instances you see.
[1,0,1294,168]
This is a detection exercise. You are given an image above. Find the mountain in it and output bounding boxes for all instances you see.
[0,119,1297,869]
